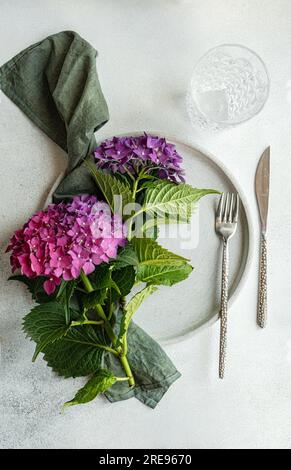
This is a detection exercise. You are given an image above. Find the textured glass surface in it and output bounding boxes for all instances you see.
[187,45,269,130]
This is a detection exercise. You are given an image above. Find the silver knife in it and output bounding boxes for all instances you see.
[255,146,270,328]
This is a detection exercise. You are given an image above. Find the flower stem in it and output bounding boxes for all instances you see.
[80,270,116,343]
[80,270,94,293]
[119,354,135,387]
[115,376,131,382]
[122,335,128,357]
[95,304,116,345]
[80,271,116,345]
[71,319,104,326]
[107,289,113,321]
[80,270,135,387]
[75,286,87,293]
[132,178,139,201]
[127,177,140,240]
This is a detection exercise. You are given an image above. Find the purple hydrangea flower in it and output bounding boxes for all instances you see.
[6,195,126,295]
[94,134,185,183]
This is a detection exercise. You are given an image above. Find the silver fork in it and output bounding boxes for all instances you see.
[215,193,239,379]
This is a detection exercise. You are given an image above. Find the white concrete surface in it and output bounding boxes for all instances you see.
[0,0,291,449]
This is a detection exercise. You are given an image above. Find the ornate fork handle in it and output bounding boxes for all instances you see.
[257,233,267,328]
[219,239,229,379]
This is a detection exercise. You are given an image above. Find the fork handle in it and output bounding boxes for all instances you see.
[257,233,267,328]
[219,239,229,379]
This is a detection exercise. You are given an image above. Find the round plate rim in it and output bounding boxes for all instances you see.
[44,131,254,345]
[156,133,254,344]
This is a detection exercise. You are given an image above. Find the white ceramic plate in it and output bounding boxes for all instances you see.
[138,137,252,344]
[45,134,253,345]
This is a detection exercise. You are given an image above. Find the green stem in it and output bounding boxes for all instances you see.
[119,354,135,387]
[80,270,116,344]
[127,177,141,240]
[107,289,113,321]
[127,208,144,224]
[119,297,128,357]
[80,270,94,292]
[126,207,145,240]
[122,335,128,357]
[71,319,104,326]
[80,271,116,345]
[132,178,139,200]
[80,271,135,387]
[125,168,135,182]
[75,286,87,293]
[95,304,117,345]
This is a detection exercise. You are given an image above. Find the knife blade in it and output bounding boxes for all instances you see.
[255,146,270,234]
[255,147,270,328]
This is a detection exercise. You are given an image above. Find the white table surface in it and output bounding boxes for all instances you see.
[1,0,291,450]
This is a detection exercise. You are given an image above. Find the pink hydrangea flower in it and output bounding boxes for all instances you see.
[6,195,126,295]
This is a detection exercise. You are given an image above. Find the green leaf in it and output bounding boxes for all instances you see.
[42,325,107,378]
[88,265,120,293]
[9,275,56,304]
[140,215,160,240]
[118,285,157,344]
[81,266,122,311]
[56,280,67,300]
[138,179,160,191]
[131,237,192,286]
[142,214,172,236]
[111,266,136,299]
[81,289,108,311]
[139,180,219,223]
[23,302,71,361]
[56,280,77,325]
[85,159,133,214]
[111,244,138,269]
[139,263,193,286]
[63,369,117,409]
[132,237,188,266]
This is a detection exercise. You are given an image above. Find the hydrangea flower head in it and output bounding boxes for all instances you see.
[94,134,185,183]
[6,195,126,294]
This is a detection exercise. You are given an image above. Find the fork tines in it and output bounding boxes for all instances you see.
[216,193,239,224]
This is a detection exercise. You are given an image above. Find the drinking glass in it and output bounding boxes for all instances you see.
[186,44,270,131]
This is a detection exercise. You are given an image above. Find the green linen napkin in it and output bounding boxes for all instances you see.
[0,30,109,173]
[0,30,181,408]
[105,322,180,409]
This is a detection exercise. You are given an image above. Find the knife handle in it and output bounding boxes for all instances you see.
[257,233,267,328]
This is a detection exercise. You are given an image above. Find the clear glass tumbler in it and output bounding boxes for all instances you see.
[186,44,270,131]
